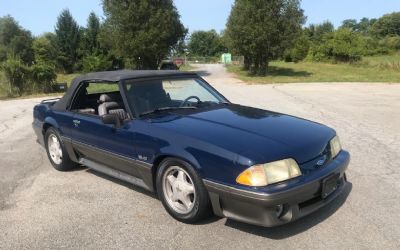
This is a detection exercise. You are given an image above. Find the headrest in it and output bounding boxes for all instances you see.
[99,93,122,103]
[102,101,120,109]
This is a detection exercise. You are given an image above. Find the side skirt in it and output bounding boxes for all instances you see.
[79,157,152,192]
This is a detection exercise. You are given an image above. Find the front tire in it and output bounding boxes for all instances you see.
[44,127,77,171]
[156,158,211,223]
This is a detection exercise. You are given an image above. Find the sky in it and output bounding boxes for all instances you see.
[0,0,400,36]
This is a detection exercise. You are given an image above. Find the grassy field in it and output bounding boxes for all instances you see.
[56,73,80,86]
[2,55,399,99]
[227,54,400,84]
[179,64,195,71]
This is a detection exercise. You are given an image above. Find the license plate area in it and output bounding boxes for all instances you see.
[321,174,340,199]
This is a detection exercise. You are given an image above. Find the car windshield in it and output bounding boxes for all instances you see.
[124,78,227,116]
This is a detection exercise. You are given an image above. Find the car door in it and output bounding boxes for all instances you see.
[69,82,140,177]
[71,114,140,177]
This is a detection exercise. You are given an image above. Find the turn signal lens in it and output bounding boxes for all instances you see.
[236,159,302,187]
[236,165,268,186]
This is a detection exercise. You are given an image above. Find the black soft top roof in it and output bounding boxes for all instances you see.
[53,70,199,111]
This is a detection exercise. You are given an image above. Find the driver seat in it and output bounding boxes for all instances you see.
[98,93,128,121]
[129,82,171,114]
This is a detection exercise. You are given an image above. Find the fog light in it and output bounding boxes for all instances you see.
[275,205,284,218]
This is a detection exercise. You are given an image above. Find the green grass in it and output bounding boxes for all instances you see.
[179,64,195,71]
[56,73,80,86]
[227,54,400,84]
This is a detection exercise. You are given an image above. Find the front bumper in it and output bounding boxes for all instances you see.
[204,150,350,227]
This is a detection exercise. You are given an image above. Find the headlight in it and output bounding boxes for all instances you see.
[330,135,342,158]
[236,159,302,187]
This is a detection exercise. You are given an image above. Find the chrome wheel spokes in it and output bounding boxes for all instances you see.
[163,166,196,214]
[48,134,62,164]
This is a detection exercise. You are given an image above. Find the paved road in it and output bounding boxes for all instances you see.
[1,64,399,249]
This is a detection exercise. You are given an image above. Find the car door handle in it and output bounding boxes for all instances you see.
[73,120,80,127]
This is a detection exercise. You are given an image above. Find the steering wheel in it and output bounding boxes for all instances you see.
[180,96,201,107]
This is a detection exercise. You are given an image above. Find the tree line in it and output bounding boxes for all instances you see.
[188,1,400,76]
[1,0,400,96]
[0,0,186,96]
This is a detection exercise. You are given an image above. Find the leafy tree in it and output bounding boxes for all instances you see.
[0,45,6,62]
[55,9,81,73]
[225,0,305,75]
[82,54,112,72]
[340,18,377,35]
[188,30,226,57]
[329,28,364,62]
[341,19,358,31]
[312,21,335,42]
[170,36,188,57]
[33,33,58,65]
[372,12,400,37]
[284,32,310,62]
[0,15,34,64]
[82,12,101,54]
[101,0,187,69]
[358,18,377,34]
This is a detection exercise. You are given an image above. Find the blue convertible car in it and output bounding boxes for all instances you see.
[33,70,350,227]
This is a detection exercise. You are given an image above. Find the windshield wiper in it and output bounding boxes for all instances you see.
[139,106,197,117]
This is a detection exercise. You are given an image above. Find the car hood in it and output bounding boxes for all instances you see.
[150,104,335,164]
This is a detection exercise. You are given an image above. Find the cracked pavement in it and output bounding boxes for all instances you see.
[0,64,399,249]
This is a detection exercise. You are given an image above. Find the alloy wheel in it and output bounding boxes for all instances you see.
[162,166,196,214]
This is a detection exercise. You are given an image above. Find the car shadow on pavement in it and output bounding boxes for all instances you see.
[68,165,88,172]
[224,182,352,239]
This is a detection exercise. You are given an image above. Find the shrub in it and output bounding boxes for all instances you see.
[0,56,30,95]
[328,29,363,62]
[82,54,112,72]
[380,36,400,51]
[362,36,390,56]
[30,62,57,92]
[308,29,363,63]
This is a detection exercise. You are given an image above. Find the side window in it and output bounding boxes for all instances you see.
[70,82,128,119]
[86,83,119,94]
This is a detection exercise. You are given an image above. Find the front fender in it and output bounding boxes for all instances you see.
[44,116,60,132]
[153,138,241,184]
[44,116,59,128]
[156,147,202,171]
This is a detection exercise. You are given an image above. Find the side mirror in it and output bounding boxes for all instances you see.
[101,114,121,128]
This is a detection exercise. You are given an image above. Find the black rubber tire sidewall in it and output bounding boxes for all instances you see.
[156,158,211,224]
[44,127,76,171]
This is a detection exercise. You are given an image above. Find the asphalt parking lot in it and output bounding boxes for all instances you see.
[1,64,399,249]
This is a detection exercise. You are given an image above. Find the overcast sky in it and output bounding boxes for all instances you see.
[1,0,400,36]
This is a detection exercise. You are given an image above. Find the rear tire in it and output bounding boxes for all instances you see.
[44,127,77,171]
[156,158,212,223]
